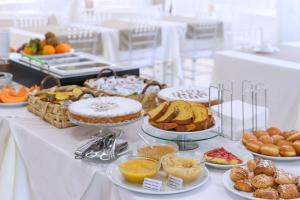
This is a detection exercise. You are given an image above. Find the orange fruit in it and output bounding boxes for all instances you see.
[23,47,33,55]
[42,45,55,55]
[55,43,71,54]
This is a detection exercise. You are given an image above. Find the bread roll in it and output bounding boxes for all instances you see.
[277,140,293,147]
[287,132,300,142]
[251,174,274,189]
[271,135,284,145]
[253,187,279,199]
[258,135,273,144]
[230,167,248,182]
[279,145,297,157]
[242,132,257,145]
[277,184,300,199]
[267,127,281,136]
[245,140,261,153]
[293,140,300,155]
[260,144,279,157]
[254,130,269,138]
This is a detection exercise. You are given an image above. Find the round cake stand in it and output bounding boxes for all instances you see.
[141,116,221,151]
[70,117,142,138]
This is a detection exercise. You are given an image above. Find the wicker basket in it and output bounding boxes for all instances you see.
[84,68,167,112]
[27,76,94,128]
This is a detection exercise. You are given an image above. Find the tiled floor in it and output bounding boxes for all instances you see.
[140,58,214,88]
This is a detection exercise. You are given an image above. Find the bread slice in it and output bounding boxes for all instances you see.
[156,102,179,123]
[175,123,197,132]
[156,122,178,130]
[171,100,194,125]
[147,102,169,121]
[191,104,208,126]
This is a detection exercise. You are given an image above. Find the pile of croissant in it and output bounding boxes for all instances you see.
[242,127,300,157]
[230,158,300,199]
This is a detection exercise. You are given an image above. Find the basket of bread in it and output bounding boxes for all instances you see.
[146,100,215,132]
[84,68,167,112]
[27,76,95,128]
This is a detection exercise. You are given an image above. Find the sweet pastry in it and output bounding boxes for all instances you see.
[204,147,242,165]
[247,160,257,172]
[277,140,293,147]
[279,145,297,157]
[272,135,285,145]
[267,127,282,136]
[161,154,203,182]
[253,187,279,199]
[277,184,300,199]
[293,140,300,155]
[156,102,179,123]
[254,130,269,138]
[260,144,279,156]
[147,102,169,121]
[254,157,262,164]
[242,133,257,145]
[253,160,276,176]
[275,169,296,184]
[138,144,177,161]
[251,174,274,189]
[296,177,300,191]
[258,135,273,144]
[230,167,248,182]
[68,97,142,124]
[148,100,214,132]
[287,132,300,142]
[281,131,295,139]
[234,179,254,192]
[171,101,194,125]
[245,140,261,153]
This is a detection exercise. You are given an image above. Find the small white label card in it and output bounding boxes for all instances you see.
[142,178,162,191]
[167,175,183,190]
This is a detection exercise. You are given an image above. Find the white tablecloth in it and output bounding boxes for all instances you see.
[1,106,300,200]
[212,50,300,130]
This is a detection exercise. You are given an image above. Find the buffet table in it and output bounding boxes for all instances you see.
[212,50,300,130]
[1,106,300,200]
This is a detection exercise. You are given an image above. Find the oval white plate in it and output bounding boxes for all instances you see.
[0,101,28,107]
[239,141,300,161]
[204,146,253,169]
[223,169,300,200]
[107,161,209,195]
[70,117,142,128]
[142,116,220,136]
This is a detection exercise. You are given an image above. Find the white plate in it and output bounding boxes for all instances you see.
[107,162,209,195]
[0,101,28,107]
[142,116,220,136]
[239,141,300,161]
[204,146,253,169]
[70,117,142,128]
[223,169,300,200]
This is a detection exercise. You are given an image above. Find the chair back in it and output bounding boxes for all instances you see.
[190,22,218,51]
[13,15,48,28]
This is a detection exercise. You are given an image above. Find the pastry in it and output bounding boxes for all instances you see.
[253,160,276,176]
[279,145,297,157]
[253,187,279,199]
[171,101,194,125]
[204,147,243,165]
[258,135,273,144]
[277,184,300,199]
[68,97,142,124]
[155,122,178,130]
[242,133,257,145]
[293,140,300,155]
[234,179,254,192]
[147,102,169,121]
[260,144,279,156]
[175,123,197,132]
[254,130,269,138]
[161,154,203,182]
[251,174,274,189]
[275,169,296,184]
[247,160,257,172]
[287,132,300,142]
[271,135,285,145]
[267,127,282,136]
[296,177,300,191]
[230,167,248,182]
[281,131,295,139]
[245,140,261,153]
[277,140,293,147]
[254,157,262,164]
[156,102,179,123]
[191,104,208,126]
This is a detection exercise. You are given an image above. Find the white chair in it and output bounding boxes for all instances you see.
[13,15,48,29]
[0,28,10,62]
[181,21,218,84]
[65,26,98,55]
[119,23,160,79]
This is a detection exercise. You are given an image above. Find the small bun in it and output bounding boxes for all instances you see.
[279,145,297,157]
[242,132,257,145]
[247,160,257,172]
[287,132,300,142]
[277,140,293,147]
[267,127,282,136]
[258,135,273,144]
[272,135,285,145]
[254,130,269,138]
[246,140,261,153]
[293,140,300,155]
[260,144,279,157]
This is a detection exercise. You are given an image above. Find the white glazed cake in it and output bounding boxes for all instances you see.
[68,96,142,124]
[158,87,219,105]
